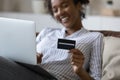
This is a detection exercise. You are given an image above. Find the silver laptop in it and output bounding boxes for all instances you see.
[0,17,37,65]
[0,17,58,80]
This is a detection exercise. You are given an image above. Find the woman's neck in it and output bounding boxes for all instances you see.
[65,26,82,36]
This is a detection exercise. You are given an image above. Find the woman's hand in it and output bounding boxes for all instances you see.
[37,53,43,64]
[69,49,84,74]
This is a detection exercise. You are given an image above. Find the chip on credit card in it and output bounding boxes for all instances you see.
[57,39,76,50]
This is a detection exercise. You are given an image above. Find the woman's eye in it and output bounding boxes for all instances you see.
[52,8,57,13]
[62,3,68,8]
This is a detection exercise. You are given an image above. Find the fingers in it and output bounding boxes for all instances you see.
[37,53,43,58]
[69,49,84,66]
[71,53,84,59]
[37,53,43,64]
[71,56,84,63]
[71,57,84,66]
[69,49,84,60]
[69,49,83,55]
[71,54,84,66]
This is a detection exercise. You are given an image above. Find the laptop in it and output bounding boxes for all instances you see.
[0,17,57,80]
[0,17,37,65]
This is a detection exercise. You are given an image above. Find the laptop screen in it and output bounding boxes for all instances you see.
[0,17,37,65]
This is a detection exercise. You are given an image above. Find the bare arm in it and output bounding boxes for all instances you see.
[76,68,93,80]
[69,49,93,80]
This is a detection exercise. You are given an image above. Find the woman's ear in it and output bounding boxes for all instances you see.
[76,2,82,12]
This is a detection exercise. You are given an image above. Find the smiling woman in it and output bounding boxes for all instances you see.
[0,0,103,80]
[45,0,89,19]
[36,0,102,80]
[45,0,89,34]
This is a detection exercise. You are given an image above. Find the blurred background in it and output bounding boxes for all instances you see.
[0,0,120,32]
[0,0,120,16]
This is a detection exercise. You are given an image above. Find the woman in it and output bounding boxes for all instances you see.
[0,0,103,80]
[36,0,103,80]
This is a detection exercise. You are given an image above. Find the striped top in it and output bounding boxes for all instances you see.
[36,27,103,80]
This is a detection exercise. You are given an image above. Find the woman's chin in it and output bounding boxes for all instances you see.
[62,23,71,28]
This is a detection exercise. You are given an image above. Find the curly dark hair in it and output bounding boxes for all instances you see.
[44,0,89,19]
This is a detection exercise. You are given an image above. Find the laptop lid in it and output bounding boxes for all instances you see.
[0,17,37,65]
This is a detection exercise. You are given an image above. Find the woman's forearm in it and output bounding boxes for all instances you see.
[77,68,93,80]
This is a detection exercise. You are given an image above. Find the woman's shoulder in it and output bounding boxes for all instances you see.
[86,31,104,40]
[89,31,103,36]
[36,27,61,42]
[38,27,61,37]
[82,28,103,38]
[41,27,61,33]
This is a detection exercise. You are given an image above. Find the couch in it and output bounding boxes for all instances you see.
[0,13,120,80]
[95,30,120,80]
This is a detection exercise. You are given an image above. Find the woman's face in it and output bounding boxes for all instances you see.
[51,0,81,29]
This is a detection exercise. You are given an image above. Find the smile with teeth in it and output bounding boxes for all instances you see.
[60,17,69,23]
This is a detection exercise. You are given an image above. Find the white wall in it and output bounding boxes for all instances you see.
[0,12,120,32]
[83,16,120,31]
[0,12,63,32]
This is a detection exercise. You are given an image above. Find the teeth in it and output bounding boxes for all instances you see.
[61,17,69,23]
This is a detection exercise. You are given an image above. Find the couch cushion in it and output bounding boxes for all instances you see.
[90,30,120,37]
[102,36,120,80]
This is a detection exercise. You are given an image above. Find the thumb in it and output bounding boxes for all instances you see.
[37,53,43,64]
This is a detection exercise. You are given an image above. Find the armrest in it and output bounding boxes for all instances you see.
[90,30,120,37]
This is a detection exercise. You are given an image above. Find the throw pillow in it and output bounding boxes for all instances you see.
[102,37,120,80]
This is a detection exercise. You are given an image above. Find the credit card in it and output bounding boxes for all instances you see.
[57,39,76,50]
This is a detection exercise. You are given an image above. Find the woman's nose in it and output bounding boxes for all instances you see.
[57,8,64,15]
